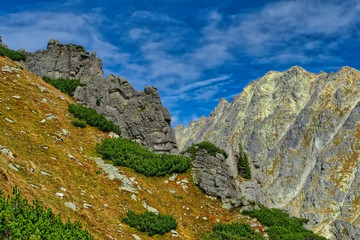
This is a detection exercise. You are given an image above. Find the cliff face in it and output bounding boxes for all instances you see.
[25,39,178,153]
[175,66,360,238]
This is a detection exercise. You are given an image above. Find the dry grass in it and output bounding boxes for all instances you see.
[0,56,254,239]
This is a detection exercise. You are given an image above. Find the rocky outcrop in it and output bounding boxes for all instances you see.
[175,66,360,239]
[75,74,178,153]
[25,39,178,153]
[191,148,241,202]
[25,39,103,81]
[332,219,360,240]
[0,36,8,48]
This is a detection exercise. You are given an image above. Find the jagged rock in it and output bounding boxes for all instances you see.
[64,202,76,211]
[191,148,241,203]
[25,39,178,154]
[75,74,178,154]
[25,39,103,82]
[175,66,360,238]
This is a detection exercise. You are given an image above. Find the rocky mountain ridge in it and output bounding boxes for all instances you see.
[25,39,178,153]
[175,66,360,239]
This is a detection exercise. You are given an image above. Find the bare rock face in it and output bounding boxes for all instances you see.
[25,39,178,154]
[75,74,178,154]
[191,148,241,202]
[175,66,360,239]
[25,39,103,81]
[0,36,8,48]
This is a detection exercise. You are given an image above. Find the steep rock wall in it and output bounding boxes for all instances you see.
[25,39,178,153]
[175,66,360,238]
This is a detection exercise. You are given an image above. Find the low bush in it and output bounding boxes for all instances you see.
[43,76,79,96]
[96,138,190,177]
[122,211,177,236]
[0,45,26,61]
[68,104,121,135]
[0,186,93,239]
[237,144,251,179]
[71,118,87,128]
[202,222,265,240]
[182,141,228,159]
[243,206,327,240]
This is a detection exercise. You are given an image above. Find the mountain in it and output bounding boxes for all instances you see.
[175,66,360,239]
[25,39,178,154]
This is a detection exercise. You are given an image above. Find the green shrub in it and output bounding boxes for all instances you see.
[182,141,228,159]
[95,170,102,175]
[43,76,79,96]
[0,186,93,239]
[0,45,26,61]
[173,195,183,199]
[68,103,121,135]
[122,211,177,236]
[76,45,85,52]
[202,222,266,240]
[238,144,251,179]
[242,206,327,240]
[96,138,190,177]
[72,118,87,128]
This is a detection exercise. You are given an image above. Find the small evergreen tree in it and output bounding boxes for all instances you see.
[237,144,251,180]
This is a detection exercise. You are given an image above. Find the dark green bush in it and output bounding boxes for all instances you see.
[43,76,79,96]
[68,104,121,135]
[202,222,265,240]
[76,45,85,52]
[182,141,228,159]
[72,118,87,128]
[242,206,327,240]
[173,195,183,199]
[0,186,93,239]
[238,144,251,179]
[0,45,26,61]
[96,138,190,177]
[122,211,177,236]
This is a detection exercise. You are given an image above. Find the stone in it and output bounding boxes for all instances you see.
[8,163,19,171]
[12,95,20,99]
[171,230,179,237]
[142,201,159,214]
[0,145,14,158]
[40,171,51,176]
[4,118,14,123]
[132,234,141,240]
[131,194,138,201]
[55,192,64,198]
[2,65,12,73]
[60,187,67,192]
[67,153,75,159]
[64,202,76,211]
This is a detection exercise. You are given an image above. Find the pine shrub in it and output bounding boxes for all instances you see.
[0,186,93,239]
[183,141,228,159]
[237,144,251,179]
[96,138,190,177]
[68,104,121,135]
[0,45,26,61]
[71,118,87,128]
[122,211,177,236]
[43,76,79,96]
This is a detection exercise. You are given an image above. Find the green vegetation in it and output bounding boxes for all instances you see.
[172,195,183,200]
[43,76,79,96]
[96,138,190,177]
[122,211,177,236]
[0,186,93,239]
[0,45,26,61]
[76,45,85,52]
[243,206,327,240]
[96,98,101,106]
[71,118,87,128]
[237,144,251,180]
[95,170,102,175]
[183,141,228,159]
[68,103,121,135]
[202,222,265,240]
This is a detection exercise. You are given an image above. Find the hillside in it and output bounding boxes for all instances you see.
[175,66,360,239]
[0,55,271,239]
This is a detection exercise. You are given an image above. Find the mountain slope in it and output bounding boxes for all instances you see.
[175,66,360,239]
[0,55,266,239]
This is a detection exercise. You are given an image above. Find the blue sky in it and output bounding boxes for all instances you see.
[1,0,360,126]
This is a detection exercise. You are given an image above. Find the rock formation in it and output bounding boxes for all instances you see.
[175,66,360,239]
[0,36,8,48]
[25,39,178,153]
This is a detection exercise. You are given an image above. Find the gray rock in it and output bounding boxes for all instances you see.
[0,36,8,48]
[64,202,76,211]
[332,219,360,240]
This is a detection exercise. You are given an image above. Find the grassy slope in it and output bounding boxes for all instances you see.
[0,56,264,239]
